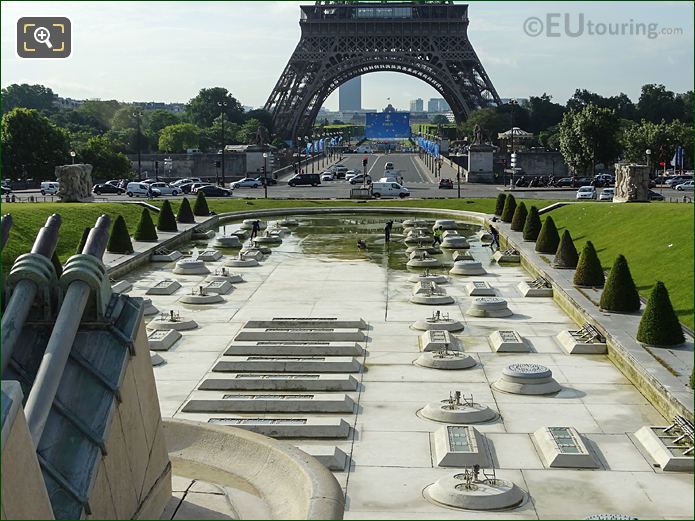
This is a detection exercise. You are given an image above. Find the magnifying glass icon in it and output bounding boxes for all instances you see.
[33,26,53,49]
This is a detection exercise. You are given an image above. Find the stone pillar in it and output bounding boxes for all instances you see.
[466,144,495,183]
[55,164,94,202]
[614,163,650,203]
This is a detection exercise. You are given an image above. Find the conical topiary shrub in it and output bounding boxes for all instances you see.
[177,197,195,223]
[636,282,685,346]
[157,200,178,232]
[194,191,210,216]
[500,194,517,223]
[535,216,560,254]
[553,230,579,269]
[510,202,528,232]
[76,226,91,254]
[494,194,507,216]
[523,206,541,242]
[599,254,640,312]
[107,215,134,254]
[574,241,605,287]
[134,208,158,242]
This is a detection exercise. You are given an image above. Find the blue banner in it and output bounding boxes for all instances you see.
[365,112,411,139]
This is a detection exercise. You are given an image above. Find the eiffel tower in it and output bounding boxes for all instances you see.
[265,1,501,141]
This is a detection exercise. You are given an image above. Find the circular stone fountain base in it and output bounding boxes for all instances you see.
[492,363,561,395]
[404,237,434,246]
[402,219,431,228]
[433,219,458,230]
[406,246,442,255]
[213,236,243,248]
[410,294,454,305]
[466,297,512,317]
[179,293,225,305]
[441,237,470,249]
[254,235,282,245]
[408,273,448,284]
[415,351,476,370]
[225,258,259,267]
[421,401,498,423]
[207,273,244,283]
[411,318,464,332]
[148,318,198,331]
[426,475,525,511]
[173,260,210,275]
[278,218,299,226]
[450,261,486,276]
[407,258,443,269]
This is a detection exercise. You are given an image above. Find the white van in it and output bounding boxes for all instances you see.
[126,182,161,197]
[40,181,59,195]
[371,182,410,199]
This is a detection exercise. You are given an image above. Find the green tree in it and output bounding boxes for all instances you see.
[620,119,692,169]
[79,135,133,179]
[535,216,560,254]
[236,118,263,144]
[1,83,56,114]
[637,84,685,124]
[244,109,274,133]
[431,115,450,125]
[147,109,180,135]
[510,202,527,232]
[494,194,507,216]
[157,200,178,232]
[107,215,134,254]
[110,106,139,130]
[523,206,542,241]
[458,107,508,143]
[194,191,210,216]
[177,198,195,223]
[186,87,245,128]
[158,123,201,153]
[553,230,579,269]
[599,255,640,312]
[527,94,566,134]
[134,208,158,242]
[574,241,605,287]
[77,99,122,129]
[636,282,685,346]
[500,194,517,223]
[559,104,620,175]
[1,108,70,181]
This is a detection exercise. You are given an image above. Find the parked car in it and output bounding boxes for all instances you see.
[371,182,409,199]
[439,179,454,189]
[598,188,614,201]
[333,165,348,177]
[349,174,372,185]
[2,185,11,195]
[92,183,125,195]
[575,186,597,200]
[189,182,210,193]
[321,172,335,182]
[288,173,321,187]
[231,178,261,189]
[676,180,694,191]
[254,176,277,186]
[105,179,121,188]
[648,190,664,201]
[666,175,692,187]
[177,182,194,194]
[196,185,232,197]
[142,178,158,184]
[149,182,180,196]
[170,177,202,187]
[40,181,60,195]
[555,177,574,187]
[126,182,161,197]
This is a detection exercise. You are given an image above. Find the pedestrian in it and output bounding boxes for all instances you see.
[384,220,393,244]
[146,184,153,200]
[433,226,443,246]
[251,220,261,239]
[489,225,500,251]
[357,239,367,250]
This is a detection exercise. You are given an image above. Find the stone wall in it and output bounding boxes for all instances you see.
[508,151,568,178]
[125,153,246,182]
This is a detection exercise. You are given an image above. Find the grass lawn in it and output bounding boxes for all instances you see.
[545,203,694,328]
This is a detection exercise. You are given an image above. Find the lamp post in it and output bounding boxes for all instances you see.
[262,152,269,199]
[456,153,461,198]
[509,99,518,188]
[70,151,76,165]
[132,110,143,180]
[218,101,228,187]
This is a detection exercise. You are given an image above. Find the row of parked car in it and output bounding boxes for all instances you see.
[576,186,666,201]
[92,178,233,197]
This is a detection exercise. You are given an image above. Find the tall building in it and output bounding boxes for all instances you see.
[339,77,362,111]
[427,98,450,113]
[409,98,424,112]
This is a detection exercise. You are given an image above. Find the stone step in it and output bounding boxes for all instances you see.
[296,445,349,471]
[195,416,352,439]
[181,392,356,413]
[224,341,365,357]
[212,356,362,373]
[243,318,367,329]
[234,328,367,342]
[199,374,359,391]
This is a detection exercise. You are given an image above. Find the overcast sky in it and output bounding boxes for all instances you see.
[2,1,693,111]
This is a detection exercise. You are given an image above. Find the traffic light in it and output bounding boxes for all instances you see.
[362,157,368,168]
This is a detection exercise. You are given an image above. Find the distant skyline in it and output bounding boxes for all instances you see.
[1,1,693,111]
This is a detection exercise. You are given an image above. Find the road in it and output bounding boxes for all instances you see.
[7,153,690,203]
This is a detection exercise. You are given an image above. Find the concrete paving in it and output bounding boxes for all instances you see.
[115,212,693,520]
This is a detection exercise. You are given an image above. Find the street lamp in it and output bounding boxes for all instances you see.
[132,111,143,180]
[70,151,76,165]
[508,99,518,188]
[218,101,228,186]
[456,152,462,199]
[262,152,269,199]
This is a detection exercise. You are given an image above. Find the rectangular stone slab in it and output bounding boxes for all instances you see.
[198,250,223,262]
[488,330,529,353]
[147,329,182,351]
[213,356,362,373]
[243,318,367,329]
[419,330,454,352]
[634,426,694,472]
[557,330,607,355]
[151,251,183,262]
[146,280,182,296]
[111,280,132,294]
[182,392,356,413]
[518,280,553,297]
[199,374,359,391]
[433,425,490,468]
[224,342,365,357]
[533,426,600,468]
[205,417,351,439]
[296,445,348,471]
[465,281,496,297]
[234,328,367,342]
[203,280,233,295]
[493,251,521,263]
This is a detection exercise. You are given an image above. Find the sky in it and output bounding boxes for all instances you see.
[1,1,693,111]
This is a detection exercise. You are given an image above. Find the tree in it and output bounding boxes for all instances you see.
[77,100,122,129]
[500,194,517,223]
[637,84,684,124]
[510,202,527,232]
[431,115,450,125]
[110,106,139,130]
[527,94,566,134]
[244,109,274,133]
[522,206,542,241]
[566,88,637,121]
[107,215,134,254]
[1,83,56,114]
[147,109,180,135]
[458,107,508,143]
[134,208,158,242]
[535,216,560,254]
[574,241,605,287]
[1,108,70,181]
[177,198,195,223]
[157,200,178,232]
[158,123,201,153]
[79,135,133,179]
[559,104,620,175]
[186,87,245,128]
[553,230,579,269]
[538,126,561,150]
[494,194,507,216]
[599,255,640,312]
[194,191,210,216]
[236,118,263,144]
[620,119,692,169]
[636,282,685,346]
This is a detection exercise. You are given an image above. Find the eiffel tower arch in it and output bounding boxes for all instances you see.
[265,1,502,141]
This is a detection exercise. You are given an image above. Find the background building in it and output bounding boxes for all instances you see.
[339,77,362,111]
[427,98,450,113]
[409,98,424,112]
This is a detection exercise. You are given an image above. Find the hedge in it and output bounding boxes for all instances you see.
[599,254,640,312]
